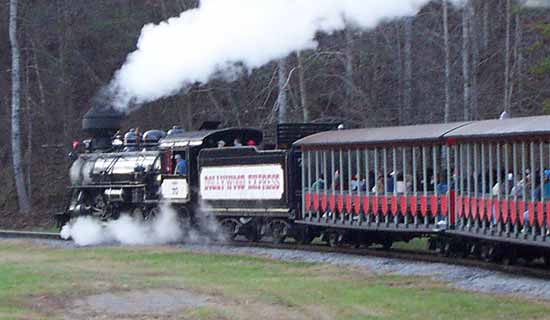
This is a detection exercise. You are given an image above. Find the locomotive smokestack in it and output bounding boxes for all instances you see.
[82,105,123,138]
[83,87,124,137]
[82,88,125,150]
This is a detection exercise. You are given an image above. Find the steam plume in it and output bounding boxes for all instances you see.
[60,204,222,246]
[107,0,461,112]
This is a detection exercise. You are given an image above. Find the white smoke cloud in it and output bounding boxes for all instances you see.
[109,0,461,111]
[60,204,193,246]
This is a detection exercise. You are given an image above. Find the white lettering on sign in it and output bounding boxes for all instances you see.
[161,179,189,199]
[200,164,284,200]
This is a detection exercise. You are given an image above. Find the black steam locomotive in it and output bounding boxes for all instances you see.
[59,105,329,242]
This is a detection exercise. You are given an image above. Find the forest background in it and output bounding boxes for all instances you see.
[0,0,548,227]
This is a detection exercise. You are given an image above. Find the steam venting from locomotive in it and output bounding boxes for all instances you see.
[60,203,225,246]
[103,0,462,112]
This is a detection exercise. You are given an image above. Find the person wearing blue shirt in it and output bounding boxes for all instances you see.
[174,154,187,175]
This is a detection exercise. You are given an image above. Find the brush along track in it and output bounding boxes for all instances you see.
[0,229,61,240]
[228,240,550,280]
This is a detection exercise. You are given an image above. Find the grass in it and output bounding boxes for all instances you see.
[392,237,429,251]
[1,240,550,319]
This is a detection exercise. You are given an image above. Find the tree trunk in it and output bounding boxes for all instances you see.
[462,2,471,121]
[344,27,354,110]
[482,0,490,50]
[25,55,33,201]
[296,51,309,122]
[443,0,451,123]
[403,18,413,125]
[470,3,479,120]
[511,12,523,113]
[277,58,288,124]
[9,0,31,213]
[504,0,511,114]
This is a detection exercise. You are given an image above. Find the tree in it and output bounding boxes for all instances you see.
[462,1,471,120]
[9,0,31,213]
[443,0,451,123]
[403,17,413,125]
[296,51,309,122]
[276,58,288,124]
[504,0,512,114]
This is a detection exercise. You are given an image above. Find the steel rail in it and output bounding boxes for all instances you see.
[0,230,61,240]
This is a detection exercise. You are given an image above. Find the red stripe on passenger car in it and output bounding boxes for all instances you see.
[420,196,427,217]
[409,196,417,217]
[391,196,398,216]
[313,193,319,211]
[430,195,438,217]
[400,196,407,215]
[354,195,361,215]
[501,200,508,224]
[363,195,370,214]
[381,196,388,216]
[528,202,535,226]
[337,194,344,213]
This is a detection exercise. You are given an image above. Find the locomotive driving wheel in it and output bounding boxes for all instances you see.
[221,218,241,241]
[91,194,108,218]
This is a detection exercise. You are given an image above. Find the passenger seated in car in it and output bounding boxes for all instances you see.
[174,154,187,175]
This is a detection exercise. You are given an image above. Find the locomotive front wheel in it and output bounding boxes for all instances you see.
[131,207,146,221]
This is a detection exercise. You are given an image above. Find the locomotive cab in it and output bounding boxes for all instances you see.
[157,127,263,207]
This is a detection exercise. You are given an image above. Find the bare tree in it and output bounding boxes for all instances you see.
[403,17,413,125]
[470,2,479,119]
[276,58,288,123]
[296,51,309,122]
[9,0,31,213]
[462,1,471,120]
[443,0,451,123]
[504,0,512,114]
[482,0,490,50]
[344,27,354,109]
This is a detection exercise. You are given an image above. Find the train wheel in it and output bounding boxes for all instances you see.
[382,239,393,250]
[244,224,261,242]
[221,219,240,241]
[326,232,341,248]
[270,220,289,244]
[502,248,517,266]
[295,228,315,245]
[131,207,146,221]
[91,194,107,218]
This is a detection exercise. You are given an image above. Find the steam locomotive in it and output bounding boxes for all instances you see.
[60,105,329,243]
[60,104,550,263]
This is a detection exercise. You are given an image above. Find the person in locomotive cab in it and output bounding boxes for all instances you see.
[174,154,187,175]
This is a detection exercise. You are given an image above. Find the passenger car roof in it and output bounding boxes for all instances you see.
[444,115,550,140]
[294,122,469,148]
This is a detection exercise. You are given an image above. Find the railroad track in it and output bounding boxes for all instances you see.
[0,229,61,240]
[228,240,550,280]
